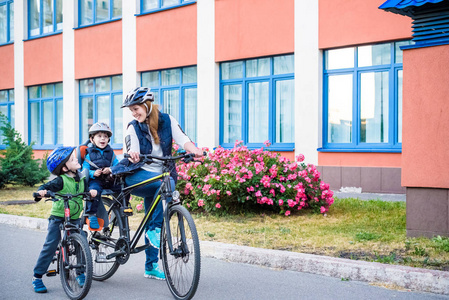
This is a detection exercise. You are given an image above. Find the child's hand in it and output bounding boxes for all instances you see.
[89,190,98,198]
[93,169,102,177]
[102,167,112,175]
[38,190,47,197]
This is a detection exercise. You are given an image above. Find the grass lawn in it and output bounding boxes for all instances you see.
[1,184,449,271]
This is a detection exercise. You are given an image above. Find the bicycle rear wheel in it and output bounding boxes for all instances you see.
[59,232,93,300]
[89,197,123,281]
[161,204,201,300]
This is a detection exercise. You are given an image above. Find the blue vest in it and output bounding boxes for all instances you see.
[86,145,114,169]
[129,113,177,182]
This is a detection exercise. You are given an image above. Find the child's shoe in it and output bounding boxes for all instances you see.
[146,227,161,249]
[144,263,165,280]
[89,216,100,229]
[32,277,47,293]
[76,273,85,287]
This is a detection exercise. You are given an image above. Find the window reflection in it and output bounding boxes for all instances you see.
[328,75,352,143]
[223,85,242,144]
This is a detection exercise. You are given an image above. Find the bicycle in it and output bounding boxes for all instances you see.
[32,191,94,300]
[81,151,202,300]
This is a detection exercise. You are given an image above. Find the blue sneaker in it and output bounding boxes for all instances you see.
[89,216,100,229]
[32,277,47,293]
[76,273,85,287]
[146,227,161,249]
[144,263,165,280]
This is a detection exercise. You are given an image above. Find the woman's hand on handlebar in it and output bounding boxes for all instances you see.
[89,189,98,198]
[127,151,140,163]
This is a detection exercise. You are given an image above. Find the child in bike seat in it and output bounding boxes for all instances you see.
[120,87,203,280]
[81,122,120,229]
[32,147,97,293]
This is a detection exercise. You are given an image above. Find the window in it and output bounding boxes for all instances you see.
[322,41,411,152]
[0,0,13,44]
[141,0,195,13]
[0,89,14,146]
[28,0,62,38]
[28,83,63,148]
[79,75,123,146]
[79,0,121,26]
[141,66,197,142]
[220,55,295,150]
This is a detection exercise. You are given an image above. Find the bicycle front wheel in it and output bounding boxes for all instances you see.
[161,204,201,300]
[59,232,93,300]
[90,197,123,281]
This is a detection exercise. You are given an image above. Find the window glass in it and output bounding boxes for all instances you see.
[223,84,242,144]
[395,41,412,63]
[248,82,269,143]
[97,95,111,124]
[55,83,63,96]
[273,55,294,75]
[29,86,40,98]
[161,69,180,86]
[143,0,158,10]
[276,79,294,143]
[29,0,40,36]
[43,100,53,144]
[112,94,123,144]
[0,89,14,145]
[29,0,62,37]
[182,66,197,84]
[112,75,122,90]
[326,48,354,70]
[81,97,93,142]
[327,74,352,143]
[42,84,53,98]
[96,0,109,22]
[80,79,94,94]
[184,88,197,142]
[95,77,109,92]
[221,61,243,80]
[56,99,63,144]
[360,72,389,143]
[30,102,40,144]
[9,2,13,39]
[0,5,6,43]
[142,71,159,87]
[56,0,62,30]
[358,44,391,67]
[162,0,178,8]
[398,70,403,143]
[113,0,121,17]
[81,0,93,25]
[0,90,6,102]
[142,0,194,11]
[43,0,53,34]
[163,90,180,120]
[246,58,270,77]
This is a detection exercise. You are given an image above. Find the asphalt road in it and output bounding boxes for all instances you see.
[1,223,448,300]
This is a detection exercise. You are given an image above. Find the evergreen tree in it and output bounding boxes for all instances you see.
[0,113,49,188]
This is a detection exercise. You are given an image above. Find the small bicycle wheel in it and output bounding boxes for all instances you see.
[161,204,201,300]
[90,197,123,281]
[59,232,93,300]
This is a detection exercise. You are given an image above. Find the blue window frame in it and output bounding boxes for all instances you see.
[79,75,123,147]
[0,89,14,147]
[220,54,295,151]
[322,41,412,152]
[141,66,198,142]
[28,0,62,38]
[140,0,195,14]
[79,0,122,27]
[28,83,63,148]
[0,0,14,45]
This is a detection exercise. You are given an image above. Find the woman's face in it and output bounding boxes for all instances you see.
[129,104,147,123]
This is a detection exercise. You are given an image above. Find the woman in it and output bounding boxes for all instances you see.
[121,87,203,280]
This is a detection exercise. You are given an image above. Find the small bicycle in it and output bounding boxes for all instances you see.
[33,191,94,300]
[82,152,202,300]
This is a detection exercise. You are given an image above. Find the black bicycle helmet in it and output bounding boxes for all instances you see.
[121,87,154,108]
[88,122,112,137]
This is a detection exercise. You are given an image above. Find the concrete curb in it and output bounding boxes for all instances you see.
[2,214,448,295]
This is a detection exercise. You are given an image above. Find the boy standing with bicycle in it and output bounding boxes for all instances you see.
[32,147,97,293]
[81,122,120,229]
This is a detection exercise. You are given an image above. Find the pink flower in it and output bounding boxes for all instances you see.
[136,203,143,211]
[278,199,284,206]
[296,154,305,162]
[198,199,205,207]
[285,210,291,216]
[215,203,221,209]
[226,191,232,196]
[320,206,326,214]
[263,140,271,147]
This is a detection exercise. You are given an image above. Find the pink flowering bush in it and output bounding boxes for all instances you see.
[176,141,334,216]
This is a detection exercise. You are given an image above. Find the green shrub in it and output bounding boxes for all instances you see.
[0,113,49,187]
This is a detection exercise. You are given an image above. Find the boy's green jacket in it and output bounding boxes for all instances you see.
[50,174,86,219]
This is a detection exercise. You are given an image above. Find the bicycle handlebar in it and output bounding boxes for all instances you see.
[124,151,206,164]
[33,191,92,202]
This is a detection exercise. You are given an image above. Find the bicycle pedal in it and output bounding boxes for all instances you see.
[46,270,57,277]
[123,207,133,216]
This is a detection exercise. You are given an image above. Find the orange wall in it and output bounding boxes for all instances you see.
[75,21,122,79]
[318,152,402,168]
[24,34,63,86]
[319,0,412,49]
[215,0,294,62]
[402,45,449,189]
[136,4,197,71]
[0,44,14,89]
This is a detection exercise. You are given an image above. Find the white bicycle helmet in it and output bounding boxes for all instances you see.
[121,87,154,108]
[88,122,112,138]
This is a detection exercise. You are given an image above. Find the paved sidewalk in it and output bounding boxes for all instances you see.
[1,201,449,296]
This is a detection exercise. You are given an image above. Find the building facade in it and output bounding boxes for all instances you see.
[0,0,413,194]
